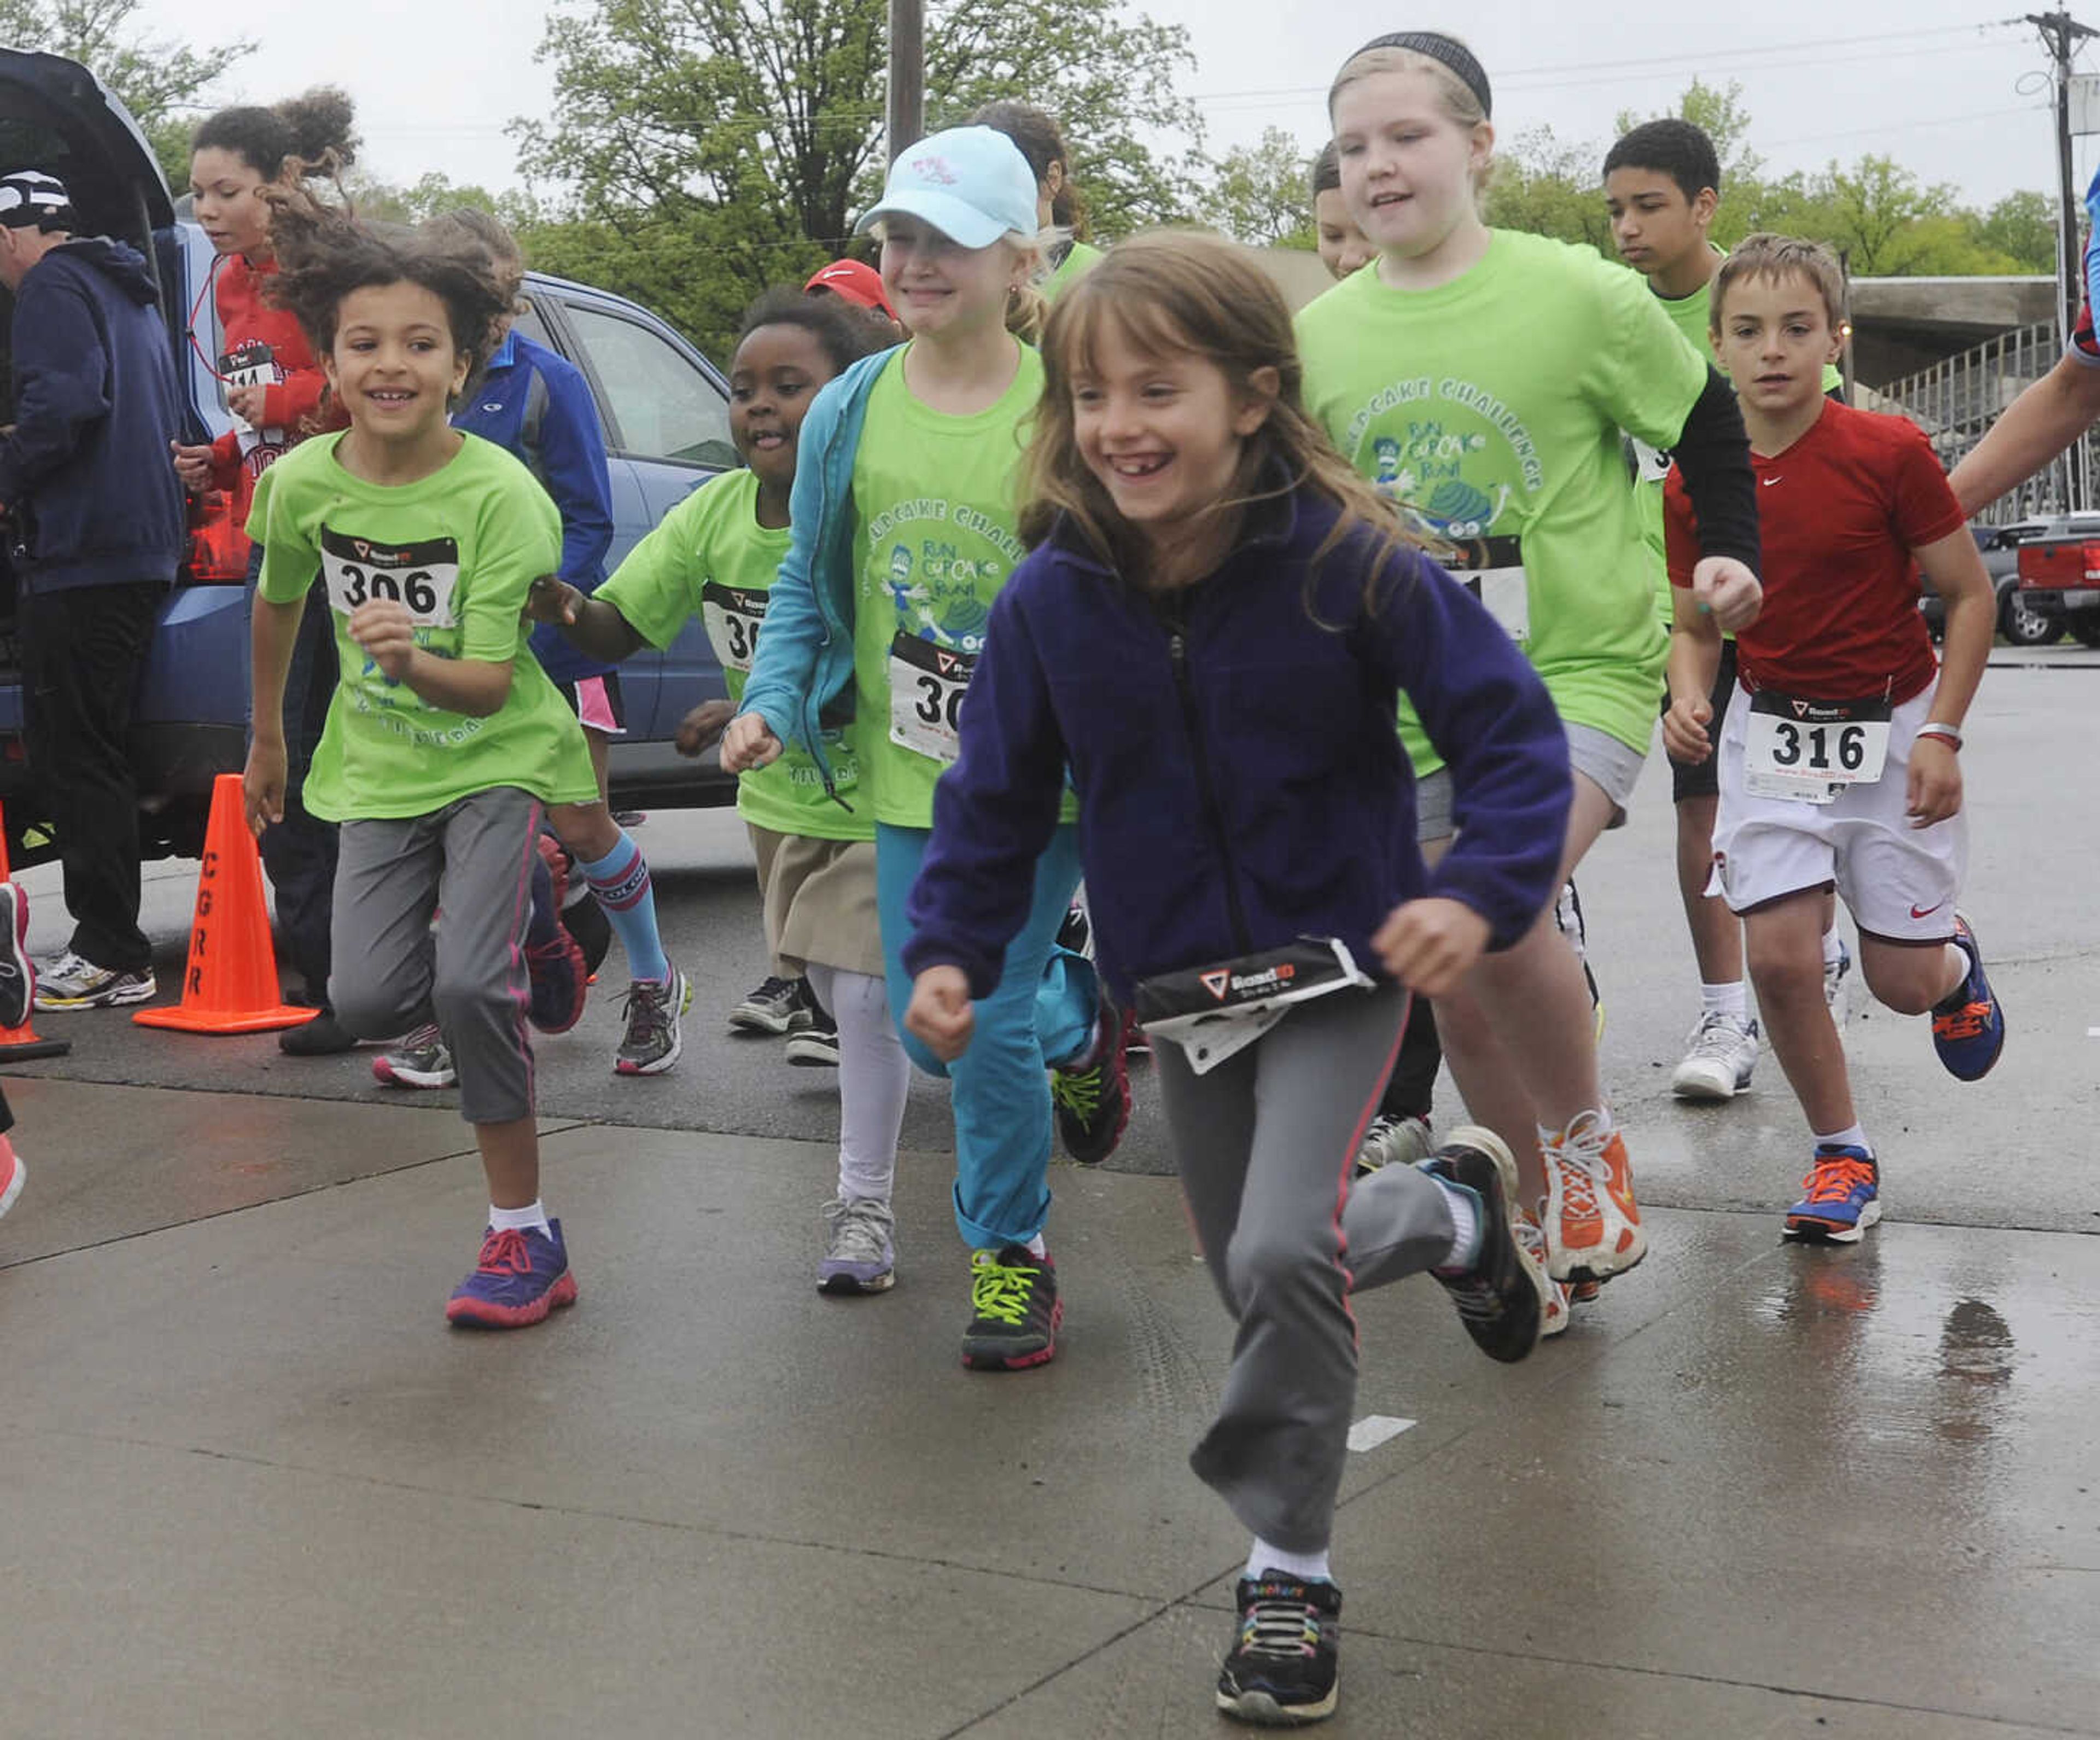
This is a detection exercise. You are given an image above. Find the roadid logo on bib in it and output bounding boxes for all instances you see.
[319,527,463,628]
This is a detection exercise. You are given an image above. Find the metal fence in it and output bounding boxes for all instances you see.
[1873,321,2095,522]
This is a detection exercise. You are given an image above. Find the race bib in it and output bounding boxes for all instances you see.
[1743,691,1891,804]
[1629,436,1673,486]
[319,528,462,628]
[1440,534,1528,642]
[1135,938,1376,1075]
[888,632,975,763]
[219,338,283,393]
[702,581,767,675]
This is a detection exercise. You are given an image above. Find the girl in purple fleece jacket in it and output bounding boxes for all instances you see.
[900,232,1573,1729]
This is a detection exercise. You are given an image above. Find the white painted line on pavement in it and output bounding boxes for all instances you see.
[1347,1415,1416,1453]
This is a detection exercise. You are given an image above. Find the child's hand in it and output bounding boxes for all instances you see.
[720,711,783,773]
[171,440,215,491]
[674,698,735,758]
[243,739,287,837]
[347,599,419,681]
[1906,736,1963,827]
[1661,692,1713,764]
[906,965,975,1061]
[524,575,584,625]
[1373,896,1491,999]
[1691,557,1763,634]
[226,383,269,426]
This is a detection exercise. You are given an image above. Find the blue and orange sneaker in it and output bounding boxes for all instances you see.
[526,839,588,1035]
[1930,914,2004,1082]
[445,1219,579,1328]
[1784,1145,1880,1243]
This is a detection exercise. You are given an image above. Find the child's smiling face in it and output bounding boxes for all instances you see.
[324,281,468,444]
[729,322,835,493]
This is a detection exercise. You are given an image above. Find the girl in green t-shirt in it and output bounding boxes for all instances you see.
[1302,33,1765,1311]
[530,289,916,1297]
[244,201,600,1330]
[971,100,1102,300]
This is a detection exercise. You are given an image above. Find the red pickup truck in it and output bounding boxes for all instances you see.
[2013,513,2100,647]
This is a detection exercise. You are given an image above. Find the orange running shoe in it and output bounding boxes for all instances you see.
[1542,1109,1647,1283]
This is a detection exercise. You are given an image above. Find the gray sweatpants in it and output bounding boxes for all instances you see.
[330,787,542,1125]
[1156,982,1457,1554]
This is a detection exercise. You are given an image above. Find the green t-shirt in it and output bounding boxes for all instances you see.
[1297,229,1706,768]
[1044,240,1104,300]
[850,342,1057,828]
[597,467,867,840]
[248,432,598,822]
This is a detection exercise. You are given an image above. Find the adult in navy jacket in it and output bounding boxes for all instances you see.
[0,171,184,1007]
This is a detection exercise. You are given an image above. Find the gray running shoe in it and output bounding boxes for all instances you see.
[616,967,691,1075]
[34,949,154,1010]
[372,1023,456,1089]
[1355,1112,1434,1176]
[818,1195,896,1294]
[728,974,812,1036]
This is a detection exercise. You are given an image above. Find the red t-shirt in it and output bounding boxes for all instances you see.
[205,253,336,530]
[1665,400,1963,706]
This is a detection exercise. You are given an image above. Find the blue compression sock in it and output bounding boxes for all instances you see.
[580,831,669,982]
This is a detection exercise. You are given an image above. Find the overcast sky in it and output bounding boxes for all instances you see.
[125,0,2100,212]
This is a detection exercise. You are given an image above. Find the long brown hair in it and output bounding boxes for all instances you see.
[1020,229,1413,597]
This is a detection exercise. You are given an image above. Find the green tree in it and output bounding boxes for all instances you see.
[513,0,1204,358]
[1970,189,2056,272]
[0,0,253,188]
[1211,126,1314,248]
[1483,124,1611,250]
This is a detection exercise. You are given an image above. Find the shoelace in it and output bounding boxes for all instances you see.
[750,975,798,1007]
[970,1255,1036,1326]
[1546,1115,1609,1223]
[620,980,668,1047]
[1933,1002,1991,1041]
[1239,1596,1322,1659]
[1799,1154,1876,1205]
[1688,1013,1750,1059]
[397,1021,444,1056]
[474,1228,534,1276]
[829,1202,891,1264]
[1049,1064,1102,1120]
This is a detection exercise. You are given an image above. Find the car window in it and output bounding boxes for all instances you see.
[561,303,736,469]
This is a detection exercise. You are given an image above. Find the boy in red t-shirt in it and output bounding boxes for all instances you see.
[1664,233,2004,1243]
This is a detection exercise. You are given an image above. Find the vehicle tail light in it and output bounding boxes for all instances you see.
[2085,540,2100,582]
[185,492,251,584]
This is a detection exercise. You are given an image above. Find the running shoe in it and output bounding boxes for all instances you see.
[1930,914,2005,1082]
[279,1009,357,1055]
[1354,1112,1435,1177]
[33,949,154,1010]
[616,967,691,1076]
[372,1023,457,1089]
[1515,1209,1572,1336]
[1421,1126,1548,1364]
[0,1135,24,1225]
[1784,1144,1881,1243]
[1670,1012,1759,1101]
[0,881,33,1029]
[444,1220,579,1328]
[785,1003,841,1067]
[1051,993,1130,1165]
[1055,899,1092,956]
[819,1195,896,1294]
[729,974,813,1036]
[1215,1572,1343,1726]
[1542,1109,1647,1283]
[1824,935,1853,1021]
[961,1245,1061,1370]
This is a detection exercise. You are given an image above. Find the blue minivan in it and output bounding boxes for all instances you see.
[0,49,738,869]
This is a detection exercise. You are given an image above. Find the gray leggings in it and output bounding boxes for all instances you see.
[330,787,542,1125]
[1155,982,1457,1554]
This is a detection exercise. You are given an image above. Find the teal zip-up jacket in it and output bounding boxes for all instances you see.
[735,347,900,803]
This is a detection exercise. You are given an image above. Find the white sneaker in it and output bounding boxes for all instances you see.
[33,949,155,1009]
[1824,938,1853,1024]
[1515,1210,1570,1337]
[1670,1012,1760,1101]
[1355,1113,1435,1176]
[1541,1110,1647,1283]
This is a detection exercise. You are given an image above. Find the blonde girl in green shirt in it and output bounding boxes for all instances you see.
[244,200,599,1330]
[971,101,1103,300]
[1300,32,1765,1307]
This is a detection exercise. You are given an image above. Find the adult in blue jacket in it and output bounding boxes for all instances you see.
[0,171,184,1010]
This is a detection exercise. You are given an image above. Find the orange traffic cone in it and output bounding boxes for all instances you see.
[135,773,319,1036]
[0,801,70,1061]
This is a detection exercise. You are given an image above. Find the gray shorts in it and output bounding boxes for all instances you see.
[1414,723,1646,845]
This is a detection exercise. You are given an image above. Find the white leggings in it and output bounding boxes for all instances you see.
[805,963,911,1205]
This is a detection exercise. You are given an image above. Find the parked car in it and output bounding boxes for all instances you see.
[1921,521,2065,646]
[0,48,740,871]
[2010,511,2100,648]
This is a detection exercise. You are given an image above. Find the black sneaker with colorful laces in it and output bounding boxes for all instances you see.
[960,1244,1061,1370]
[1050,992,1131,1165]
[1216,1572,1342,1726]
[1421,1125,1548,1365]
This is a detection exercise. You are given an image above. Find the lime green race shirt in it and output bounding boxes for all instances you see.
[1044,240,1104,300]
[597,467,867,840]
[248,432,598,822]
[850,342,1073,829]
[1297,229,1707,771]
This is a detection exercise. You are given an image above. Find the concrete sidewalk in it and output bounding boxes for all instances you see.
[2,1075,2095,1738]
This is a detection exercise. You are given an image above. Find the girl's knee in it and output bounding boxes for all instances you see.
[330,964,421,1040]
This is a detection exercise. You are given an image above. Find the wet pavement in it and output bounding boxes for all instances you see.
[2,661,2098,1736]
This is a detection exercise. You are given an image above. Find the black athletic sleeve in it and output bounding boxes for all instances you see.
[1669,365,1761,576]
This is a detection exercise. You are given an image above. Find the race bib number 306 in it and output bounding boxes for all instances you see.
[319,529,462,628]
[1743,691,1891,803]
[889,632,975,763]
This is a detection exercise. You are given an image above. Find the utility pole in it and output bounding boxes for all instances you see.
[887,0,924,165]
[2028,9,2099,347]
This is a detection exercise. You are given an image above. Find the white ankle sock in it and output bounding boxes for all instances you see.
[1247,1539,1332,1584]
[1813,1123,1871,1156]
[1700,980,1749,1023]
[1425,1171,1481,1271]
[1024,1233,1048,1259]
[488,1200,551,1236]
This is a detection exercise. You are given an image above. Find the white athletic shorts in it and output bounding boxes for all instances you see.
[1710,684,1965,941]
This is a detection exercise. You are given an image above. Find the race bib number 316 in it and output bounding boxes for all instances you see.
[319,528,462,628]
[1743,691,1891,803]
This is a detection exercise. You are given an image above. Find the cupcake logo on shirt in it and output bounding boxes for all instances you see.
[1345,375,1544,538]
[865,497,1024,654]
